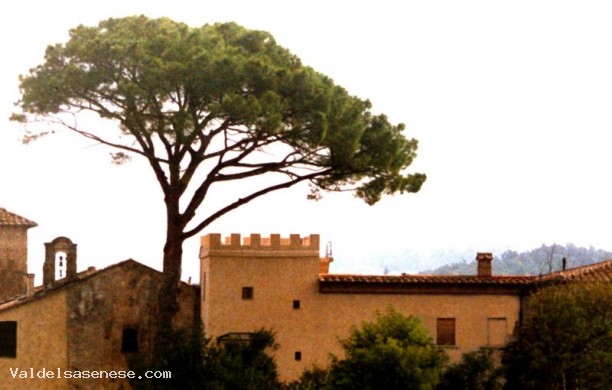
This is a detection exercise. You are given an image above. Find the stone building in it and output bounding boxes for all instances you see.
[0,209,198,390]
[200,233,612,382]
[0,208,37,302]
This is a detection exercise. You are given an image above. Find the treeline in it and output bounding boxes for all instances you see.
[426,243,612,275]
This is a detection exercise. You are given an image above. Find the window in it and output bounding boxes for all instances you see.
[487,318,507,347]
[294,351,302,361]
[242,287,254,300]
[121,327,138,353]
[293,300,301,309]
[0,321,17,358]
[436,318,456,346]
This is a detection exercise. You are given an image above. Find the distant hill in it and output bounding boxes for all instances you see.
[424,244,612,276]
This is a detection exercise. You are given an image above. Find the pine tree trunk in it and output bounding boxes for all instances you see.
[156,201,184,355]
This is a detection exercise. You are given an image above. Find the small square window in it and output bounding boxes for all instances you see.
[293,300,301,309]
[294,351,302,361]
[242,287,254,300]
[0,321,17,358]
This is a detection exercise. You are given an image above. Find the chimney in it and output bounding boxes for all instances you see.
[320,241,333,274]
[476,252,493,277]
[23,273,35,297]
[319,257,333,274]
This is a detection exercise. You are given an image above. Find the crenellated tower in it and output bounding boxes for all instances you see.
[199,233,324,380]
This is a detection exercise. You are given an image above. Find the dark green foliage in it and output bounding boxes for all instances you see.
[129,328,281,390]
[286,366,330,390]
[427,244,612,275]
[502,282,612,390]
[129,328,207,390]
[437,348,503,390]
[323,308,448,390]
[14,16,425,210]
[205,330,280,390]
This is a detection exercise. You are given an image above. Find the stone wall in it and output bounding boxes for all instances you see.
[0,260,199,390]
[0,227,28,302]
[66,260,199,389]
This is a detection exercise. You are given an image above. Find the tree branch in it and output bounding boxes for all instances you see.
[182,169,332,239]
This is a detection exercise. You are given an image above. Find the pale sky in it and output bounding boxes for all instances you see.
[1,1,612,281]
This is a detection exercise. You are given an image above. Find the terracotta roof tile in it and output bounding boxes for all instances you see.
[536,259,612,283]
[319,273,534,285]
[0,208,37,227]
[320,260,612,288]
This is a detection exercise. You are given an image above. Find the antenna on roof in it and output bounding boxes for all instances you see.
[562,257,567,271]
[325,241,333,258]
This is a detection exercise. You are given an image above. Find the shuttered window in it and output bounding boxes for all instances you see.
[436,318,456,346]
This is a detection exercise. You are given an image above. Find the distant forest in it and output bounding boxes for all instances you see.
[425,244,612,276]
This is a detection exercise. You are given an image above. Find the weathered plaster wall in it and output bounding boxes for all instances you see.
[0,290,69,389]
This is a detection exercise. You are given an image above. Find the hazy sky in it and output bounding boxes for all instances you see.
[2,1,612,281]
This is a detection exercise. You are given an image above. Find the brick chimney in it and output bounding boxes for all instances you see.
[23,273,35,297]
[319,257,333,274]
[320,241,333,274]
[476,252,493,277]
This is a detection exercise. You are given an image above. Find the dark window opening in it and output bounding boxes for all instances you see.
[293,300,301,309]
[0,321,17,358]
[436,318,456,346]
[242,287,254,300]
[121,327,139,353]
[294,351,302,361]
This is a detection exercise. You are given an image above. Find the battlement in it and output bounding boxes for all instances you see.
[200,233,320,258]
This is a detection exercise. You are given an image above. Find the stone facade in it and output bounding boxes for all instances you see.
[0,235,198,390]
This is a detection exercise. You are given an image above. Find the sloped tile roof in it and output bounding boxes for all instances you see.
[319,273,534,285]
[319,260,612,294]
[536,259,612,283]
[0,207,37,227]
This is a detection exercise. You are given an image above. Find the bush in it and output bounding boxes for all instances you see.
[437,347,503,390]
[502,282,612,390]
[129,328,281,390]
[325,308,448,390]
